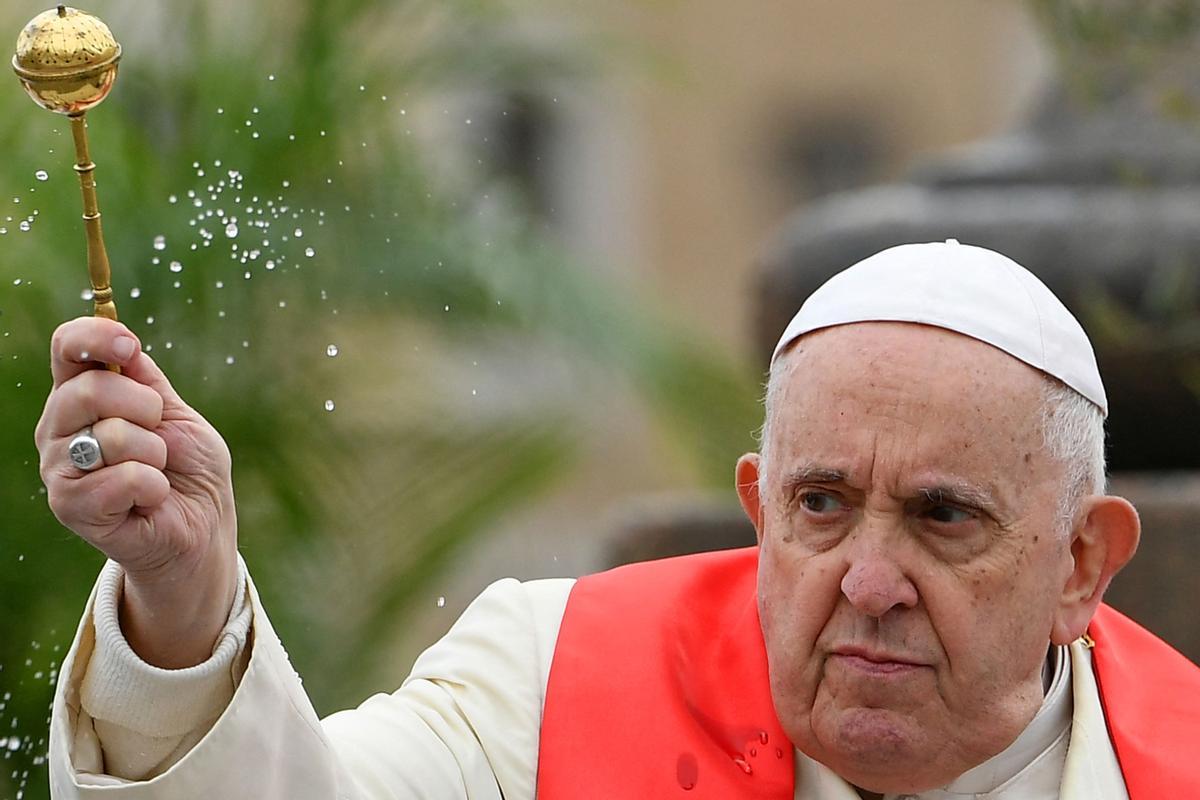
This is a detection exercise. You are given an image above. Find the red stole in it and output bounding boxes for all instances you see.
[536,546,1200,798]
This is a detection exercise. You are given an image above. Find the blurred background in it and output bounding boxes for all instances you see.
[2,1,1199,796]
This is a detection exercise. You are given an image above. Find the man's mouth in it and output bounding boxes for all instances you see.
[829,646,928,675]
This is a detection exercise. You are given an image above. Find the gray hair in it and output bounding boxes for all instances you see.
[756,348,1106,533]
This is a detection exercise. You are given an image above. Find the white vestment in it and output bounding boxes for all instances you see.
[49,558,1130,799]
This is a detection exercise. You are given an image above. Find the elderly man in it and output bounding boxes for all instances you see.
[38,241,1199,798]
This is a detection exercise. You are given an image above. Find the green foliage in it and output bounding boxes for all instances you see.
[1029,0,1200,112]
[0,0,760,795]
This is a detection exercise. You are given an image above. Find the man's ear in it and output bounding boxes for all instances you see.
[1051,495,1140,645]
[735,453,765,546]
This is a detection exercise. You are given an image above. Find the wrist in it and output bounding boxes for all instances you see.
[119,536,239,669]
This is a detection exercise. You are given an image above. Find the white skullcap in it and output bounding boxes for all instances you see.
[771,240,1107,416]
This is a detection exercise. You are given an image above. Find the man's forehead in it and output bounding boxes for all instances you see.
[778,321,1050,393]
[768,326,1050,486]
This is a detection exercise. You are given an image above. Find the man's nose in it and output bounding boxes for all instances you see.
[840,543,919,618]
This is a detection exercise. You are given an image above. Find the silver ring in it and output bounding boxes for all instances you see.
[68,427,104,472]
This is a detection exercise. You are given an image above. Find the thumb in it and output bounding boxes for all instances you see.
[120,350,191,414]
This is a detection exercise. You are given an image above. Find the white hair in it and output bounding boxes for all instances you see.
[756,347,1106,533]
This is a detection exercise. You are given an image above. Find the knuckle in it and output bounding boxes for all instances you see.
[46,487,72,524]
[49,321,73,357]
[71,373,98,414]
[38,451,54,484]
[33,412,49,446]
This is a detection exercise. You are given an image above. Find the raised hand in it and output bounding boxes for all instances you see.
[35,316,239,668]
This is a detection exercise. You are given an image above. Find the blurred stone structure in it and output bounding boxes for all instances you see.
[610,83,1200,664]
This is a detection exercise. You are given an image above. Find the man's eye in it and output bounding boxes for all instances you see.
[800,492,843,514]
[926,505,972,524]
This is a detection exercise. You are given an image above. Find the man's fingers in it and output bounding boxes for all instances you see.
[46,461,171,544]
[90,418,168,471]
[40,369,165,440]
[50,316,142,388]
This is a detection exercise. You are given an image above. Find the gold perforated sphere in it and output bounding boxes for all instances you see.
[12,5,121,116]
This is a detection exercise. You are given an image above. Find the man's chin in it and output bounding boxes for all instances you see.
[808,707,946,794]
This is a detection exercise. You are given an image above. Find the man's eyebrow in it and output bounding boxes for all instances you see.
[917,482,1000,515]
[780,465,848,496]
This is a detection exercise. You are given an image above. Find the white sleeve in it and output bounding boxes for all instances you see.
[76,556,253,780]
[49,559,573,800]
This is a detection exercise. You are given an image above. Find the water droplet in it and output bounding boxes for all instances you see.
[169,260,183,273]
[225,356,235,365]
[153,234,166,251]
[146,316,155,325]
[168,194,178,204]
[444,304,450,312]
[774,747,784,759]
[268,73,276,81]
[293,227,303,238]
[732,756,752,775]
[225,222,239,238]
[326,344,339,357]
[265,259,276,270]
[436,596,446,608]
[80,288,93,300]
[324,399,335,412]
[759,731,769,745]
[12,278,21,286]
[34,170,48,181]
[749,747,757,757]
[18,220,31,232]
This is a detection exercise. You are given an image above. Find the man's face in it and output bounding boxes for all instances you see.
[751,323,1074,793]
